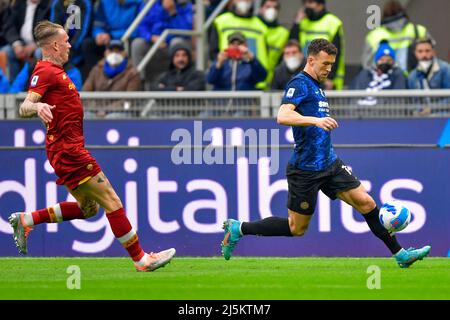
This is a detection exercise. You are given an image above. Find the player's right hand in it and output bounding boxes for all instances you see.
[315,117,338,132]
[36,103,56,125]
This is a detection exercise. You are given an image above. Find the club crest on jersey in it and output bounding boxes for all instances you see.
[30,75,39,87]
[286,88,295,98]
[319,88,325,97]
[63,74,67,80]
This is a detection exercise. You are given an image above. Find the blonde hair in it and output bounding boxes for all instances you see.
[34,20,64,47]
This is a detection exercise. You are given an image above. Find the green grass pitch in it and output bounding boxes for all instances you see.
[0,257,448,300]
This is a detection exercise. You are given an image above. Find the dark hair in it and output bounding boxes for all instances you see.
[284,39,301,51]
[382,0,406,20]
[414,38,436,48]
[261,0,280,9]
[307,38,337,57]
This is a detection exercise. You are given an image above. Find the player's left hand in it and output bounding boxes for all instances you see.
[36,103,56,125]
[315,117,338,132]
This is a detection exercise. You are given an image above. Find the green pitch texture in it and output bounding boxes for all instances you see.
[0,257,448,300]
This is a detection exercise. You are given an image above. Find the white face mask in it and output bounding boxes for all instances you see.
[418,59,433,72]
[263,7,278,22]
[106,52,124,66]
[235,0,251,15]
[285,56,301,71]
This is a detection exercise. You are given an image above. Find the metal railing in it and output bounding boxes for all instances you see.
[121,0,158,53]
[2,90,450,120]
[121,0,230,72]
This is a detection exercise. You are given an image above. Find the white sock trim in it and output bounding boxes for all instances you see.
[23,213,34,227]
[53,204,63,223]
[135,253,149,267]
[117,229,136,244]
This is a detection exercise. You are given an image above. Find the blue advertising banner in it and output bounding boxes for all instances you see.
[0,118,448,147]
[0,120,449,257]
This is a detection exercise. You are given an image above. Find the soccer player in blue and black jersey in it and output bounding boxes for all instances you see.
[221,39,430,268]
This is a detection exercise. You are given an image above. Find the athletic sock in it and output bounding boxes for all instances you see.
[363,207,402,254]
[24,202,87,226]
[241,217,292,236]
[106,208,146,264]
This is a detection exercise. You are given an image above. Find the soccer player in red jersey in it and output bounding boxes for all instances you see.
[8,21,175,272]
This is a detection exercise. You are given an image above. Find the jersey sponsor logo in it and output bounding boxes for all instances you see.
[30,75,39,87]
[318,101,330,113]
[286,88,295,98]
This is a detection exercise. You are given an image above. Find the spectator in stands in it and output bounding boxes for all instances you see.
[0,0,51,81]
[83,40,141,91]
[207,32,267,91]
[209,0,269,89]
[50,0,93,68]
[82,40,141,118]
[271,40,304,90]
[362,0,433,73]
[131,0,193,89]
[289,0,345,90]
[408,38,450,90]
[257,0,289,88]
[205,0,224,20]
[0,67,9,93]
[152,40,205,91]
[9,57,82,93]
[351,41,407,105]
[81,0,142,81]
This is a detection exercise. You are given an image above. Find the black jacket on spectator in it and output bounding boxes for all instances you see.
[271,61,304,91]
[0,1,10,47]
[350,67,407,90]
[3,0,51,45]
[152,41,206,91]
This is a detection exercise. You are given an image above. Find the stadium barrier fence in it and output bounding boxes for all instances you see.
[1,90,449,120]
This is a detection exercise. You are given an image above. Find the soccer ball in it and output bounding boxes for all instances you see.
[379,200,411,233]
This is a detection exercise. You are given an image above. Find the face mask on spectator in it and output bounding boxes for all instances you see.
[418,59,433,72]
[284,56,301,71]
[377,63,393,73]
[106,52,124,67]
[235,0,252,15]
[305,8,321,20]
[263,7,278,22]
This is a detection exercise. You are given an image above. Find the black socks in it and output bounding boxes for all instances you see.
[241,217,293,237]
[363,207,402,254]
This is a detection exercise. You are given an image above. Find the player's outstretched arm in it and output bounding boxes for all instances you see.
[19,92,55,124]
[277,104,338,131]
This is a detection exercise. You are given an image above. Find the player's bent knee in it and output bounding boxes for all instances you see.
[290,225,308,237]
[357,195,377,214]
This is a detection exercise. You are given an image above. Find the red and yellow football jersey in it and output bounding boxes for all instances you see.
[28,60,84,152]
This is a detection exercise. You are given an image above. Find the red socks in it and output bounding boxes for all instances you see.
[106,208,145,262]
[25,204,145,263]
[29,202,86,225]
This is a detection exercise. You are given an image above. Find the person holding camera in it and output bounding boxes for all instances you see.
[207,32,267,91]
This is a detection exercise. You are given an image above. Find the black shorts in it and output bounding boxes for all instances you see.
[286,158,361,215]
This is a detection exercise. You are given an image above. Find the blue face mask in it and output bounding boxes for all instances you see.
[103,58,128,78]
